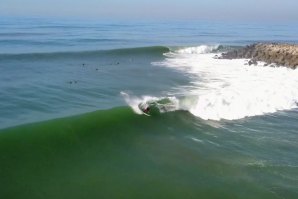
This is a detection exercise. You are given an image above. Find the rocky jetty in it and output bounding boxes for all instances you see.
[220,43,298,69]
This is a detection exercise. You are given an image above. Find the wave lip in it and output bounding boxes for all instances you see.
[153,45,298,120]
[176,45,220,54]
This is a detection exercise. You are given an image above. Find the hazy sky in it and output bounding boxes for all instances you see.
[1,0,297,22]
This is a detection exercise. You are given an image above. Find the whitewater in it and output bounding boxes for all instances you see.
[124,45,298,120]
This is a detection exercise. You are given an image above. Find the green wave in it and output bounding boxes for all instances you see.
[0,107,283,199]
[0,107,156,198]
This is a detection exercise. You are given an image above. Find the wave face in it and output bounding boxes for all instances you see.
[145,45,298,120]
[1,106,298,199]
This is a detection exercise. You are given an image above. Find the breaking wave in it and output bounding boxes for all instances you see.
[125,45,298,120]
[176,45,220,54]
[120,92,179,115]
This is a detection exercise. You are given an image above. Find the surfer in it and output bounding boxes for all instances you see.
[143,107,150,114]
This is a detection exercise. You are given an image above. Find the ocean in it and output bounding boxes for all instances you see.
[0,17,298,198]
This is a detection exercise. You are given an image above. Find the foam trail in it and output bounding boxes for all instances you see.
[153,45,298,120]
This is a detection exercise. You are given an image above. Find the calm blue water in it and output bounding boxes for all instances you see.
[1,17,298,54]
[0,18,298,199]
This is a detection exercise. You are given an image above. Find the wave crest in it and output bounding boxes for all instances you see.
[176,45,220,54]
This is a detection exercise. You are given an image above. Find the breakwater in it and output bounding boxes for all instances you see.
[220,43,298,69]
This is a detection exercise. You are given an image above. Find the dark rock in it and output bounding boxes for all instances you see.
[219,43,298,69]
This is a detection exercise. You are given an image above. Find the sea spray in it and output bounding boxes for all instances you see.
[121,92,179,115]
[176,45,220,54]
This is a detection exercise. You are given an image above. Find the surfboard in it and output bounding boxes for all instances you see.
[142,111,150,116]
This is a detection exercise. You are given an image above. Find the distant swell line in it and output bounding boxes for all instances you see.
[0,46,170,60]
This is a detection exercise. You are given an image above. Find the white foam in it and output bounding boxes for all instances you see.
[153,45,298,120]
[176,45,219,54]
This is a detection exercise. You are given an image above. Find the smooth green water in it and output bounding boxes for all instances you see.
[1,108,297,198]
